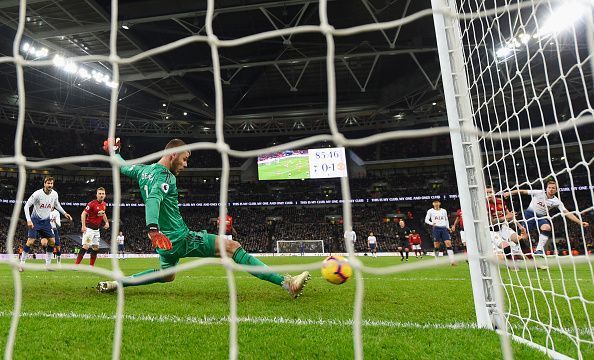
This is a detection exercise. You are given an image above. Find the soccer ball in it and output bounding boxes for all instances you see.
[321,255,352,285]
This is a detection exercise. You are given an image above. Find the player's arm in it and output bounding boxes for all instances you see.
[231,225,238,237]
[451,216,459,232]
[103,137,143,179]
[561,208,589,228]
[54,211,61,228]
[424,210,433,226]
[102,213,110,229]
[145,175,172,250]
[24,193,35,228]
[81,209,88,233]
[503,189,530,198]
[53,195,72,221]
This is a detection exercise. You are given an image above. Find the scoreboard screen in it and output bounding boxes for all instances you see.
[257,147,348,180]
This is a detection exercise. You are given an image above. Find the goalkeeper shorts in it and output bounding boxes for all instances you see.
[158,230,217,269]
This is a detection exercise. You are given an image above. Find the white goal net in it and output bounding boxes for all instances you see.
[437,0,594,359]
[1,0,593,359]
[276,240,325,254]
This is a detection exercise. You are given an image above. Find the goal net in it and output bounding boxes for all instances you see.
[2,0,593,359]
[435,0,594,359]
[276,240,325,254]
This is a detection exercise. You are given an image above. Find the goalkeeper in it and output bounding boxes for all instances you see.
[96,138,310,298]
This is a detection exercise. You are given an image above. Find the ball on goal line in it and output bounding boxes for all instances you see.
[321,255,352,285]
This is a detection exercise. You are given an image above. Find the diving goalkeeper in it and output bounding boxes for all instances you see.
[96,138,310,298]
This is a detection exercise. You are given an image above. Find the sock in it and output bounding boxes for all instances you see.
[89,250,97,266]
[434,247,440,258]
[400,251,404,260]
[21,245,30,264]
[406,251,409,260]
[503,245,513,259]
[446,247,455,264]
[536,234,549,251]
[56,255,61,264]
[520,239,533,259]
[46,246,54,265]
[123,269,170,287]
[232,247,284,286]
[75,248,87,264]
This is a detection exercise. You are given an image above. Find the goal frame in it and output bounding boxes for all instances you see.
[276,240,325,254]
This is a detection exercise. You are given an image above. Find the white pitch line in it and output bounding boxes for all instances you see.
[0,310,479,330]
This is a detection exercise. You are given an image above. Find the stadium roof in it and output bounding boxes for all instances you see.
[0,0,445,139]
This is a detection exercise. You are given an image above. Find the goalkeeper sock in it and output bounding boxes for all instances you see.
[75,248,87,264]
[89,250,97,266]
[123,269,170,287]
[232,247,284,286]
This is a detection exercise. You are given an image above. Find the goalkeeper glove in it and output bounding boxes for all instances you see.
[102,137,121,153]
[147,224,172,250]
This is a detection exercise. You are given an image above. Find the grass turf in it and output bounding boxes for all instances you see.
[1,256,592,359]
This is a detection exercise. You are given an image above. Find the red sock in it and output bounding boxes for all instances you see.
[90,251,97,266]
[75,248,87,265]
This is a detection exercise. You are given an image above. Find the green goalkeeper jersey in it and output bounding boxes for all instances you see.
[117,154,189,242]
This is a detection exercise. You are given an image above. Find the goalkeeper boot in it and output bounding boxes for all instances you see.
[282,271,311,299]
[96,281,117,293]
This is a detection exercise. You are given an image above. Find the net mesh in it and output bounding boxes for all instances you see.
[1,0,593,359]
[455,0,594,359]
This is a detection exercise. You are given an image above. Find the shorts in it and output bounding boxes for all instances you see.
[224,234,233,241]
[158,230,217,270]
[432,226,451,242]
[52,228,60,246]
[28,217,54,239]
[82,228,101,246]
[412,244,421,250]
[490,224,516,249]
[369,243,376,251]
[523,210,551,232]
[398,242,410,249]
[118,244,125,251]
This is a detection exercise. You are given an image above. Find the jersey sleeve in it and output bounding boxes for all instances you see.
[84,202,93,214]
[53,193,66,215]
[145,172,174,227]
[424,210,432,225]
[116,154,144,180]
[557,199,567,212]
[526,190,542,196]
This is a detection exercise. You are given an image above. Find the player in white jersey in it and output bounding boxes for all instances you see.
[21,176,72,271]
[367,232,377,258]
[425,199,455,265]
[117,231,125,260]
[344,227,357,252]
[50,207,63,265]
[504,180,589,255]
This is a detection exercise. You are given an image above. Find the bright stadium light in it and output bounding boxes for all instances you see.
[52,54,65,67]
[538,1,590,37]
[495,46,514,59]
[518,33,531,45]
[64,61,78,74]
[21,42,30,52]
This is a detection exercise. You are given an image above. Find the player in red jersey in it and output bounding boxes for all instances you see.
[409,230,423,258]
[216,211,238,240]
[451,208,467,258]
[76,187,110,266]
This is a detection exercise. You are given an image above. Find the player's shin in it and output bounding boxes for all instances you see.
[45,246,54,265]
[122,269,170,287]
[89,249,97,266]
[536,232,551,252]
[21,245,30,264]
[446,246,455,264]
[75,248,86,264]
[232,247,284,286]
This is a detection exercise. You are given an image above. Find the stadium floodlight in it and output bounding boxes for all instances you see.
[538,1,590,37]
[64,61,78,74]
[517,33,531,45]
[21,42,30,52]
[78,68,91,79]
[183,112,188,116]
[121,24,130,30]
[52,54,65,67]
[495,46,514,59]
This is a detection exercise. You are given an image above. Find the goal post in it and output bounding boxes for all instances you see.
[276,240,325,254]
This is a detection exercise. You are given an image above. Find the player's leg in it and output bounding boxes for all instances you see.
[398,246,404,261]
[90,245,99,266]
[76,229,94,264]
[535,220,552,255]
[53,229,61,265]
[21,234,36,265]
[45,237,55,267]
[444,239,456,265]
[404,246,409,261]
[433,240,441,259]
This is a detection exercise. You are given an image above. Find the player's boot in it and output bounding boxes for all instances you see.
[282,271,311,299]
[96,281,117,293]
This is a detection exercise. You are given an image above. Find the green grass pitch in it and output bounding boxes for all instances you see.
[1,257,592,359]
[258,156,310,180]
